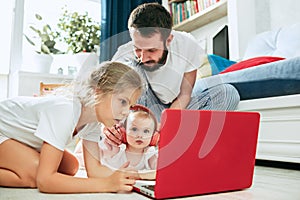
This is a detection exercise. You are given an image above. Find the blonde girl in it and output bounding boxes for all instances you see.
[0,61,144,193]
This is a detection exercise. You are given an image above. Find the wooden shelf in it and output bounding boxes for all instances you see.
[168,0,186,3]
[172,0,227,32]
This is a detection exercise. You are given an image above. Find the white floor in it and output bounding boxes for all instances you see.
[1,165,300,200]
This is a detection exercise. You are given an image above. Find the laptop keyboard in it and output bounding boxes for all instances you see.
[142,185,155,191]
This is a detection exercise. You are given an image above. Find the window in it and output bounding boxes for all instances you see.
[22,0,101,74]
[2,0,100,98]
[0,1,14,74]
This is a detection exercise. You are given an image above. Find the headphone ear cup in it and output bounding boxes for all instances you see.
[150,131,160,146]
[119,126,127,144]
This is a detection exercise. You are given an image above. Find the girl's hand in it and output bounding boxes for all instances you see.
[107,162,139,192]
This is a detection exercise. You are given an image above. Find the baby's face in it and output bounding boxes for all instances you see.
[126,113,155,149]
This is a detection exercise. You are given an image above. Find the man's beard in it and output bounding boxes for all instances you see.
[137,49,168,72]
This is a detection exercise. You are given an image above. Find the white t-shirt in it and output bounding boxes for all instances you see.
[112,31,205,103]
[0,96,101,151]
[99,142,158,171]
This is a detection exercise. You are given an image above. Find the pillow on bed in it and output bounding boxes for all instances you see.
[194,56,300,100]
[197,54,236,79]
[220,56,285,74]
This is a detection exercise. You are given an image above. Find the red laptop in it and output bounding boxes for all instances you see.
[134,109,260,199]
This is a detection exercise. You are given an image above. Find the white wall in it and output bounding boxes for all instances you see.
[188,0,300,60]
[0,75,8,100]
[256,0,300,34]
[191,17,228,55]
[188,0,256,61]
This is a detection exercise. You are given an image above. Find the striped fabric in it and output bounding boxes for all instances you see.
[137,81,240,122]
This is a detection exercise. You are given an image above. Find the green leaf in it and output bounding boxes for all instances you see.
[41,44,51,54]
[24,34,35,46]
[35,14,42,20]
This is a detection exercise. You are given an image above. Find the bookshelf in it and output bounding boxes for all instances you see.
[170,0,227,32]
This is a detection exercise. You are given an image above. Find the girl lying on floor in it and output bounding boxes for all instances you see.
[0,61,144,193]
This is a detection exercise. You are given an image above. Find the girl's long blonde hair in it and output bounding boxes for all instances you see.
[56,61,145,107]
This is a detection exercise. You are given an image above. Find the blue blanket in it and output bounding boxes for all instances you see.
[193,57,300,100]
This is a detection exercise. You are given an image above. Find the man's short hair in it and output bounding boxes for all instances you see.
[128,2,173,41]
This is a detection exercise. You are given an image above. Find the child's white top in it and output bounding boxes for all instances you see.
[0,96,101,151]
[100,142,158,171]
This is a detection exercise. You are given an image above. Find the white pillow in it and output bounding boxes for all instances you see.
[243,23,300,60]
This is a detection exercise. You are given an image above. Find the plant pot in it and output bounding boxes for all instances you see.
[74,52,99,80]
[75,52,98,69]
[22,54,53,73]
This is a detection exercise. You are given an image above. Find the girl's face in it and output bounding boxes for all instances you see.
[126,113,155,150]
[94,88,141,127]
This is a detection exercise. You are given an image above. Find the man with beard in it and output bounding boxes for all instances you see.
[111,2,240,122]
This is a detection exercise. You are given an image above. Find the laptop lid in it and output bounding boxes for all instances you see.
[136,109,260,199]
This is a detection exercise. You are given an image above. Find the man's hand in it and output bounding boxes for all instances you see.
[103,125,123,146]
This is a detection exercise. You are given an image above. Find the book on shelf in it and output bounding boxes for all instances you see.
[198,0,220,12]
[168,0,221,26]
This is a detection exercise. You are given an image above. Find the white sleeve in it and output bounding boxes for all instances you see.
[78,122,103,143]
[172,31,205,72]
[35,102,78,151]
[144,146,158,170]
[111,42,135,66]
[183,33,205,72]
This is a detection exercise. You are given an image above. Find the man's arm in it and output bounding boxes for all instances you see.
[170,70,196,109]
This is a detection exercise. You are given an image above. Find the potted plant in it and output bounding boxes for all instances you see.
[57,8,100,54]
[57,7,100,73]
[23,14,63,73]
